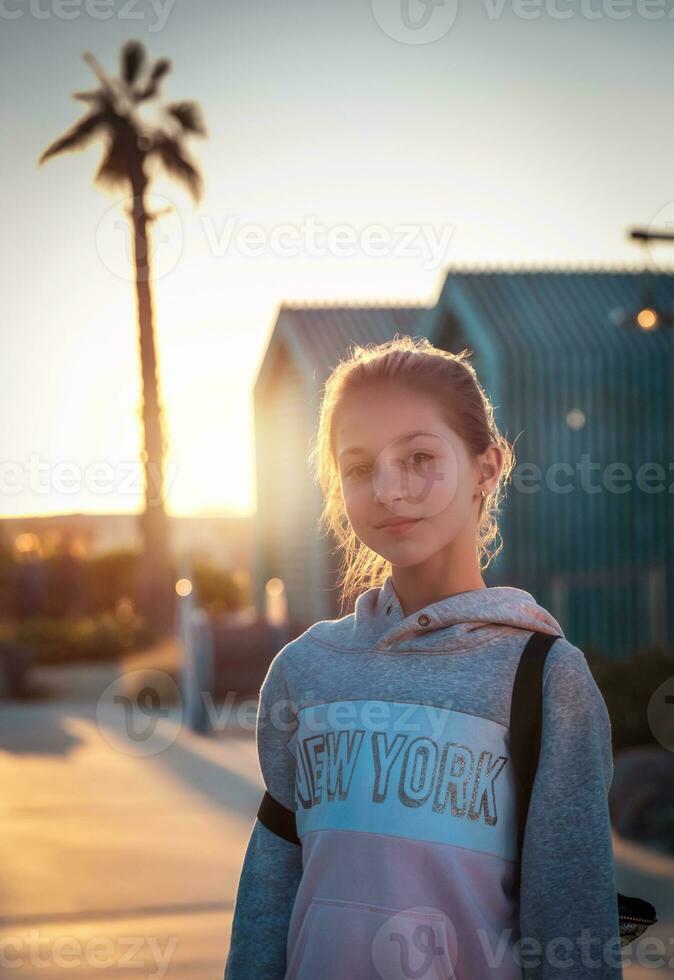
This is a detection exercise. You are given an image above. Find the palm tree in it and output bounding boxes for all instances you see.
[38,40,207,635]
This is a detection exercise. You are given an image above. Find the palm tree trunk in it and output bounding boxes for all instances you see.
[130,173,175,634]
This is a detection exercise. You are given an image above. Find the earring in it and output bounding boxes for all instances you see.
[481,489,487,498]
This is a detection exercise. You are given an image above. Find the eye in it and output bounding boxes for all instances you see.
[346,463,372,478]
[409,451,434,467]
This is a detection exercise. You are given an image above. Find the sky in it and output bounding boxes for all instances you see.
[2,0,674,519]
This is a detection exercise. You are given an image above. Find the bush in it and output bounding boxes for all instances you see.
[192,561,250,615]
[0,613,155,666]
[86,549,143,614]
[0,547,249,623]
[586,647,674,753]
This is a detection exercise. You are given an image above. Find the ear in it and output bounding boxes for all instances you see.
[474,443,504,492]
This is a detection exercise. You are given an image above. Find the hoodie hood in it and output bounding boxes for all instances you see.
[308,573,564,655]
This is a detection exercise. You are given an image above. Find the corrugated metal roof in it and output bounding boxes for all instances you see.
[256,303,432,394]
[428,268,674,358]
[258,269,674,396]
[425,269,674,445]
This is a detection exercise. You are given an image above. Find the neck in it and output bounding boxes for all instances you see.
[391,540,486,619]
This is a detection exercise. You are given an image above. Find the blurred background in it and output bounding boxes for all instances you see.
[2,1,674,977]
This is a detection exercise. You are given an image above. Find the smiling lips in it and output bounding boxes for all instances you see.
[376,517,421,533]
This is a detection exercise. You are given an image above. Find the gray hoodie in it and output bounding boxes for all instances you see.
[224,575,623,979]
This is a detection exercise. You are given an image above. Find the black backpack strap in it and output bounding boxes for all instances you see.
[256,789,301,846]
[509,630,561,857]
[509,632,659,944]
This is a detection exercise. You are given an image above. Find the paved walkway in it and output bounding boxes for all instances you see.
[0,696,258,979]
[613,833,674,978]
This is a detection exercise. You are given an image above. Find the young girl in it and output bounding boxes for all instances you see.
[224,336,622,979]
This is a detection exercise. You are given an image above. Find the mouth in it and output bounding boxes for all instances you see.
[375,517,422,532]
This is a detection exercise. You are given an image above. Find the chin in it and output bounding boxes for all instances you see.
[377,543,432,566]
[385,554,427,568]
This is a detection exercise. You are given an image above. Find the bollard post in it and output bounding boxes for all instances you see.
[190,607,214,735]
[177,557,203,734]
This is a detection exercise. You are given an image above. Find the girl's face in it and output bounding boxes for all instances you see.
[334,382,493,567]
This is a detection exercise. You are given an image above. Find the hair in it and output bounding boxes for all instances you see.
[308,334,516,613]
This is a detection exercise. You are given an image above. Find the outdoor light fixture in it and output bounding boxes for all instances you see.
[621,228,674,331]
[635,306,659,331]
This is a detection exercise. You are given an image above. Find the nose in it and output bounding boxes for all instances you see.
[372,459,406,506]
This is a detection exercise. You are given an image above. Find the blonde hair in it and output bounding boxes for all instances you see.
[308,334,515,614]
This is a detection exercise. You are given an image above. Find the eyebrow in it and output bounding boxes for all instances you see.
[338,430,442,461]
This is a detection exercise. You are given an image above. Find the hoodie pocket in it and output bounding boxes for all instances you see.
[285,897,456,980]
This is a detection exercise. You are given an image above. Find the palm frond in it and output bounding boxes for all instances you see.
[150,133,203,202]
[83,51,115,98]
[121,40,146,85]
[72,89,102,103]
[151,57,172,82]
[166,101,207,137]
[94,135,133,191]
[135,58,172,102]
[38,111,108,164]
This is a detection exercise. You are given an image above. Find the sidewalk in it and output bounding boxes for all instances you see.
[614,832,674,978]
[0,698,258,979]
